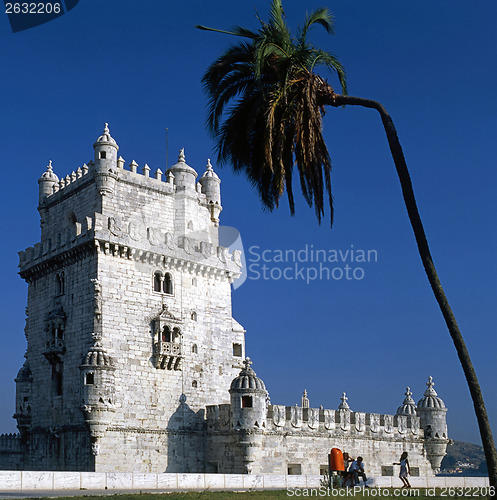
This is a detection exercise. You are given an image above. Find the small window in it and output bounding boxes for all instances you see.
[85,373,94,385]
[192,380,198,388]
[241,396,253,408]
[164,273,173,294]
[233,343,242,357]
[409,467,420,477]
[320,465,328,475]
[99,151,107,159]
[381,466,394,476]
[192,278,197,286]
[192,344,198,354]
[52,363,63,396]
[288,464,302,475]
[153,272,162,292]
[191,311,197,321]
[56,272,65,295]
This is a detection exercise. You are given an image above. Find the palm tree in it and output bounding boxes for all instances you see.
[196,0,497,487]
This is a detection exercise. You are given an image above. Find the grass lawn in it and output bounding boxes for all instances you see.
[20,488,494,500]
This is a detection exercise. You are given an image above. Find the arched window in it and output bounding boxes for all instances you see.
[153,272,162,292]
[192,344,198,354]
[191,311,197,321]
[162,326,171,343]
[172,327,181,343]
[192,380,198,388]
[163,273,173,294]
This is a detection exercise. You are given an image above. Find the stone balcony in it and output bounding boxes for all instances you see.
[42,338,65,364]
[153,341,182,370]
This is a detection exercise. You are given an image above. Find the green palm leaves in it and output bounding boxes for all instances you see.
[197,0,346,225]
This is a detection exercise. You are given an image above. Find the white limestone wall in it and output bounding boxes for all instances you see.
[20,253,96,430]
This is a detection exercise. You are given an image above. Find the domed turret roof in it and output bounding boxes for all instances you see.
[230,358,266,392]
[168,148,198,177]
[94,123,117,147]
[16,360,32,382]
[338,392,351,410]
[81,342,114,368]
[417,376,446,410]
[397,387,417,415]
[200,159,220,181]
[39,161,59,183]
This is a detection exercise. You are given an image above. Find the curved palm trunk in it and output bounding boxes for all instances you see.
[324,93,497,489]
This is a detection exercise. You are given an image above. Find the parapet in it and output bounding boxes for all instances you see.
[0,433,21,453]
[267,405,421,438]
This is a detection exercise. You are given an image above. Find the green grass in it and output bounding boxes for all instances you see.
[20,489,494,500]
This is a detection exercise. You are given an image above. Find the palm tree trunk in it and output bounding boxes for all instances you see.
[325,93,497,489]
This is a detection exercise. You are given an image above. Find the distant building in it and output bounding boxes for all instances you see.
[0,125,448,476]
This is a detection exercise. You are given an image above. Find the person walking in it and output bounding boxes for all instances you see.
[394,451,412,488]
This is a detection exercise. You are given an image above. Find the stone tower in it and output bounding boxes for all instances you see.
[15,124,245,472]
[228,358,268,473]
[416,376,449,472]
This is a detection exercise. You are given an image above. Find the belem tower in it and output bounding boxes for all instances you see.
[0,125,449,475]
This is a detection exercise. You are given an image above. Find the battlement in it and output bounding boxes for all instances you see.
[267,405,422,438]
[206,403,423,439]
[47,162,91,201]
[0,433,21,453]
[40,153,216,210]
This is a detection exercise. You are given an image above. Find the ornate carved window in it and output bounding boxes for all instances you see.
[152,306,182,370]
[43,302,66,365]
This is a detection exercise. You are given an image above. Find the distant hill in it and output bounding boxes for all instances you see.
[440,440,487,476]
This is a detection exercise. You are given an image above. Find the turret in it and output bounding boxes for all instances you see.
[93,123,119,196]
[166,149,197,191]
[38,160,59,205]
[13,360,33,442]
[396,387,417,416]
[199,159,222,226]
[79,342,116,441]
[229,358,268,473]
[417,376,449,472]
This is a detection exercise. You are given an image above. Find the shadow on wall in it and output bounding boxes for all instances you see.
[166,394,205,473]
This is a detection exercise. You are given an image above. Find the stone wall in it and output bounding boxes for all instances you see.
[0,435,23,470]
[0,471,490,492]
[206,404,435,476]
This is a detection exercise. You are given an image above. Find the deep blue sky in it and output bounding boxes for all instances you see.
[0,0,495,447]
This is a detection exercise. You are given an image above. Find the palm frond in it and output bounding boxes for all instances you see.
[195,24,259,39]
[301,7,335,40]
